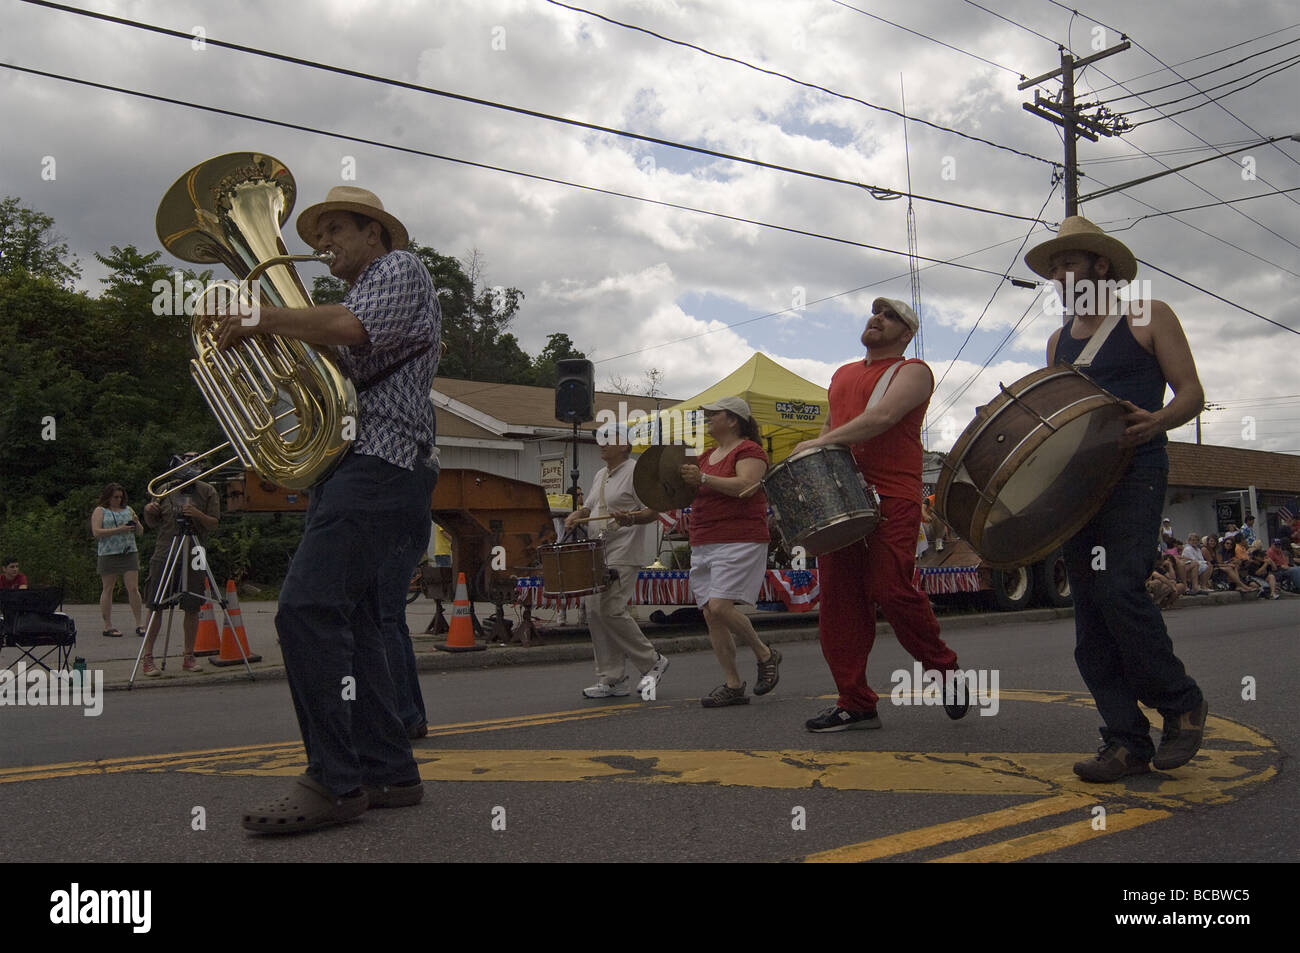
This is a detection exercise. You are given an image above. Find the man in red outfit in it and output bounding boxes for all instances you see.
[792,297,967,730]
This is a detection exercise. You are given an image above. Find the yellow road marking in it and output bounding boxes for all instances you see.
[800,794,1096,863]
[930,808,1171,862]
[0,691,1278,863]
[0,704,644,784]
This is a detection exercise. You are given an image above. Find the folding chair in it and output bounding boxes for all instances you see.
[0,587,77,672]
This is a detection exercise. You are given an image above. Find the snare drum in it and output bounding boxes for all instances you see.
[538,540,609,598]
[763,444,881,557]
[934,364,1134,569]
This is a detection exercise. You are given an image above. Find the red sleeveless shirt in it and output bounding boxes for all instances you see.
[827,356,932,503]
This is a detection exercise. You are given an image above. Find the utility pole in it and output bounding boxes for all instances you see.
[1196,401,1226,445]
[1019,41,1131,215]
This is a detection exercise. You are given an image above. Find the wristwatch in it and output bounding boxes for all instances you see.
[701,473,709,486]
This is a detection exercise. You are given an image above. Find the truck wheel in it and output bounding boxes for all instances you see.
[1033,549,1073,607]
[989,565,1032,611]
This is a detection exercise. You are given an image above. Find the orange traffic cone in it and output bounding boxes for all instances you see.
[210,579,263,666]
[437,572,485,652]
[192,582,220,656]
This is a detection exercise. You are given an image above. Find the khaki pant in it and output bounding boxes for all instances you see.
[584,564,657,683]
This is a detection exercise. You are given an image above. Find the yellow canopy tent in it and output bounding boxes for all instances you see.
[629,352,829,464]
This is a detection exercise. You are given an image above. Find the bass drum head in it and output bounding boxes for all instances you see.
[794,512,881,557]
[976,403,1131,566]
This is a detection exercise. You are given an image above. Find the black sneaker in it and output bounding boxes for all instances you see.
[754,646,782,695]
[1152,698,1209,769]
[701,682,750,708]
[805,706,881,732]
[943,672,971,720]
[1072,743,1151,782]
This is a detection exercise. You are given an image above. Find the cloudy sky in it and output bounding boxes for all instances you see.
[3,0,1297,454]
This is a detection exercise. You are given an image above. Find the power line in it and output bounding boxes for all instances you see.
[1081,166,1300,277]
[1136,258,1297,335]
[1122,57,1300,125]
[962,0,1062,50]
[1018,4,1300,244]
[933,185,1060,399]
[542,0,1060,169]
[827,0,1022,76]
[930,295,1042,425]
[1086,22,1300,96]
[17,0,1049,224]
[1095,186,1300,229]
[1080,138,1261,164]
[0,62,1039,286]
[598,226,1055,361]
[1096,37,1300,104]
[1044,0,1300,176]
[1075,105,1300,252]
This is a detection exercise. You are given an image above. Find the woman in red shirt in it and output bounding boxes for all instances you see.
[679,397,781,707]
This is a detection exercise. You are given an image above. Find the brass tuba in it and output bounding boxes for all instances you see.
[151,152,357,496]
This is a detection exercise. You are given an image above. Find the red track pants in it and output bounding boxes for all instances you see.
[816,496,957,712]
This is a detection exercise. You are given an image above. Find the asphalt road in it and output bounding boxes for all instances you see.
[2,595,1293,874]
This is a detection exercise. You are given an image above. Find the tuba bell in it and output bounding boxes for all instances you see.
[151,152,357,496]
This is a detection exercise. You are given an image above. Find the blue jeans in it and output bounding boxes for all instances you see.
[1062,464,1203,760]
[276,452,437,794]
[378,456,437,731]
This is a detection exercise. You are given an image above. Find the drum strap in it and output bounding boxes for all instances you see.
[1070,313,1122,368]
[866,360,905,409]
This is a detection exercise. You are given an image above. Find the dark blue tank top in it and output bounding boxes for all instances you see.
[1054,316,1168,468]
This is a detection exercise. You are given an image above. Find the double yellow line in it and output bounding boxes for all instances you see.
[801,794,1169,863]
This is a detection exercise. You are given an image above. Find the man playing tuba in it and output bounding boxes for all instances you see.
[218,186,441,834]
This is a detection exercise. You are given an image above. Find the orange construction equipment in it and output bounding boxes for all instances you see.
[437,572,485,653]
[210,579,263,666]
[193,582,221,656]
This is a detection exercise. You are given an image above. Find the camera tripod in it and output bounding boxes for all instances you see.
[127,519,256,688]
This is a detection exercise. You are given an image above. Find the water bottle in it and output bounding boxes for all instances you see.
[72,656,86,687]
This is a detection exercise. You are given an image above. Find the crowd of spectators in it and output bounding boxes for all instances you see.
[1148,514,1300,608]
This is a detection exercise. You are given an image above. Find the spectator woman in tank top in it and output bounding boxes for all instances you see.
[678,397,781,708]
[91,482,145,637]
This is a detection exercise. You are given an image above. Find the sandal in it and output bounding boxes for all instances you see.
[242,775,369,834]
[754,646,782,695]
[102,628,123,638]
[135,626,146,637]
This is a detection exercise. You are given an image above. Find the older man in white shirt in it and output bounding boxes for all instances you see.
[564,432,669,699]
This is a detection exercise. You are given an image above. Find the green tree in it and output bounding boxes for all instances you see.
[312,243,534,384]
[530,333,587,388]
[0,196,81,287]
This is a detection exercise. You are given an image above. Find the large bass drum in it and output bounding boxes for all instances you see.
[763,444,881,557]
[934,364,1134,569]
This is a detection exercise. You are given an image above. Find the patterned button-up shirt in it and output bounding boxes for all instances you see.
[338,250,441,470]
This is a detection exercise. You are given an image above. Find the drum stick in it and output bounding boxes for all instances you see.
[570,514,616,524]
[738,481,764,498]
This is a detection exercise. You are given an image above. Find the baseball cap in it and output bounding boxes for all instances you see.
[871,297,920,332]
[700,396,753,421]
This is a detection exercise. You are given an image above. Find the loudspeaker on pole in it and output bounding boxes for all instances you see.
[555,358,595,424]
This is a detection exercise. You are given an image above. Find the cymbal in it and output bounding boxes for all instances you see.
[633,444,698,512]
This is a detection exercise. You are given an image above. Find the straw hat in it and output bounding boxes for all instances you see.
[296,186,410,251]
[1024,216,1137,282]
